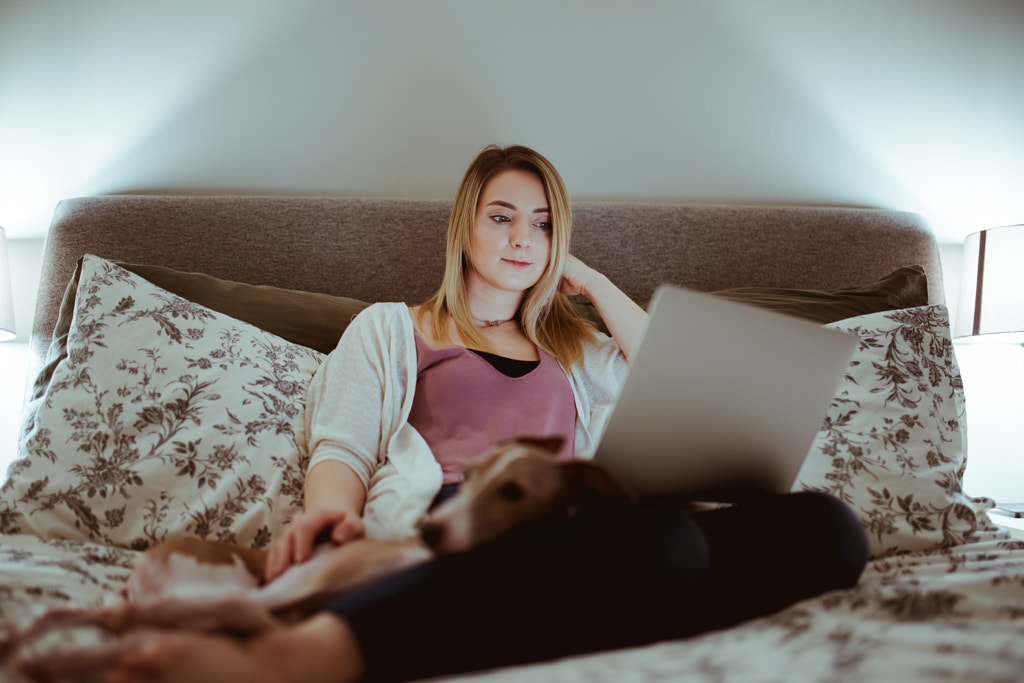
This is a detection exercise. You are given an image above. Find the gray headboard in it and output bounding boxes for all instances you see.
[30,196,943,383]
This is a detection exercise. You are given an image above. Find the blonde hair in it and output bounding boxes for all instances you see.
[420,144,594,367]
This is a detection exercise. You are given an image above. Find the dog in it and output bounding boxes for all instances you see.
[4,436,631,679]
[420,435,635,554]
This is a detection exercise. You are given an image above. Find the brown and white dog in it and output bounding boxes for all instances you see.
[3,436,631,679]
[420,436,634,554]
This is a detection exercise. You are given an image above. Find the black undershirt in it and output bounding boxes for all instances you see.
[471,349,540,378]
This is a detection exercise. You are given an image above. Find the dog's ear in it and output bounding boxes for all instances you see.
[504,435,564,456]
[558,461,634,504]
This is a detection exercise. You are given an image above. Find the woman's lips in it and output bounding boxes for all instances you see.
[503,259,531,268]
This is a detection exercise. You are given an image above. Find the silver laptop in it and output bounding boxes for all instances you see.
[592,284,858,501]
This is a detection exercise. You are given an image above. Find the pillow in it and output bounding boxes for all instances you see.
[116,262,369,354]
[572,266,928,336]
[712,265,928,324]
[2,256,324,550]
[26,261,367,408]
[793,304,983,558]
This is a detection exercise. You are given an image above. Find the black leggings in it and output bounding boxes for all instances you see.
[327,491,869,683]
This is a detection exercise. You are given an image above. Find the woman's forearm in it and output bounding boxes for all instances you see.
[581,272,649,361]
[266,460,369,580]
[304,460,368,516]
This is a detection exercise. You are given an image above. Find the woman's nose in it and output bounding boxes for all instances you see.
[510,220,531,248]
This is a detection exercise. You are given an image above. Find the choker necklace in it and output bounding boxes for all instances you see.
[474,316,514,327]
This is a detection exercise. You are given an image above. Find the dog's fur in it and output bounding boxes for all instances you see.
[4,436,630,678]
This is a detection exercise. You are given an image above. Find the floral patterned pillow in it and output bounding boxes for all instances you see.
[0,256,324,550]
[794,305,983,558]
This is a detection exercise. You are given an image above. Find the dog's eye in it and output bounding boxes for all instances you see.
[498,482,525,502]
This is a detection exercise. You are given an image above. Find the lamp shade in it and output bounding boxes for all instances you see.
[955,224,1024,344]
[0,227,15,342]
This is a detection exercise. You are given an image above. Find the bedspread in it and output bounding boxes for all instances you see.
[2,529,1023,682]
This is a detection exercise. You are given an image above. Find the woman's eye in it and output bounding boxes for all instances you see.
[491,215,511,224]
[534,221,552,231]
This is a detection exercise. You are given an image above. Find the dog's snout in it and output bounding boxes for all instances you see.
[419,521,444,549]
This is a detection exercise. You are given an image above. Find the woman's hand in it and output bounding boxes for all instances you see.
[264,460,368,582]
[265,508,366,582]
[558,254,595,298]
[559,254,649,361]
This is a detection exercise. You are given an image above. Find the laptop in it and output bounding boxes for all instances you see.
[592,284,858,501]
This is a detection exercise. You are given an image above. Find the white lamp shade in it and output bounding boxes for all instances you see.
[955,224,1024,344]
[0,228,15,342]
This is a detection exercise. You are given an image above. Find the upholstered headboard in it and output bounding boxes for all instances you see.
[29,196,943,383]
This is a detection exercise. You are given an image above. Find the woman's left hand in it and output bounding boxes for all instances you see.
[558,254,649,361]
[559,254,596,299]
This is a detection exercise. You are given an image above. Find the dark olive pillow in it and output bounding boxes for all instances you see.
[573,265,927,334]
[710,265,928,324]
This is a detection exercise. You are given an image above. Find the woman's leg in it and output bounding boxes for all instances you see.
[330,499,709,682]
[330,491,868,683]
[684,490,871,633]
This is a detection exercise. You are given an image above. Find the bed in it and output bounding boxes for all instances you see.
[1,195,1022,681]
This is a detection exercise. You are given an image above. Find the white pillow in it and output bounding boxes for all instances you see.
[794,305,984,558]
[1,256,324,550]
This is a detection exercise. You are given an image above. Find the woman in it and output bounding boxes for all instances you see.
[95,145,869,683]
[264,144,647,564]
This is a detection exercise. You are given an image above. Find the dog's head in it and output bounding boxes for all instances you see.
[419,436,633,555]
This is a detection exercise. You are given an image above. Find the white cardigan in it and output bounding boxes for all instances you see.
[300,303,629,541]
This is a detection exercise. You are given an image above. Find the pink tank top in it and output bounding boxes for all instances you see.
[408,330,577,484]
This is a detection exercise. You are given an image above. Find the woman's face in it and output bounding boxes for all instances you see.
[467,169,553,297]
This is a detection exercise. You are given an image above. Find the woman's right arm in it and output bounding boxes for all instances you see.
[265,306,394,582]
[264,460,368,581]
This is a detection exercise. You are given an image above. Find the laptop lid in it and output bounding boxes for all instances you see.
[592,284,857,500]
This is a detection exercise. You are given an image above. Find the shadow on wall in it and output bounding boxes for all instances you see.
[90,2,498,200]
[87,1,909,212]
